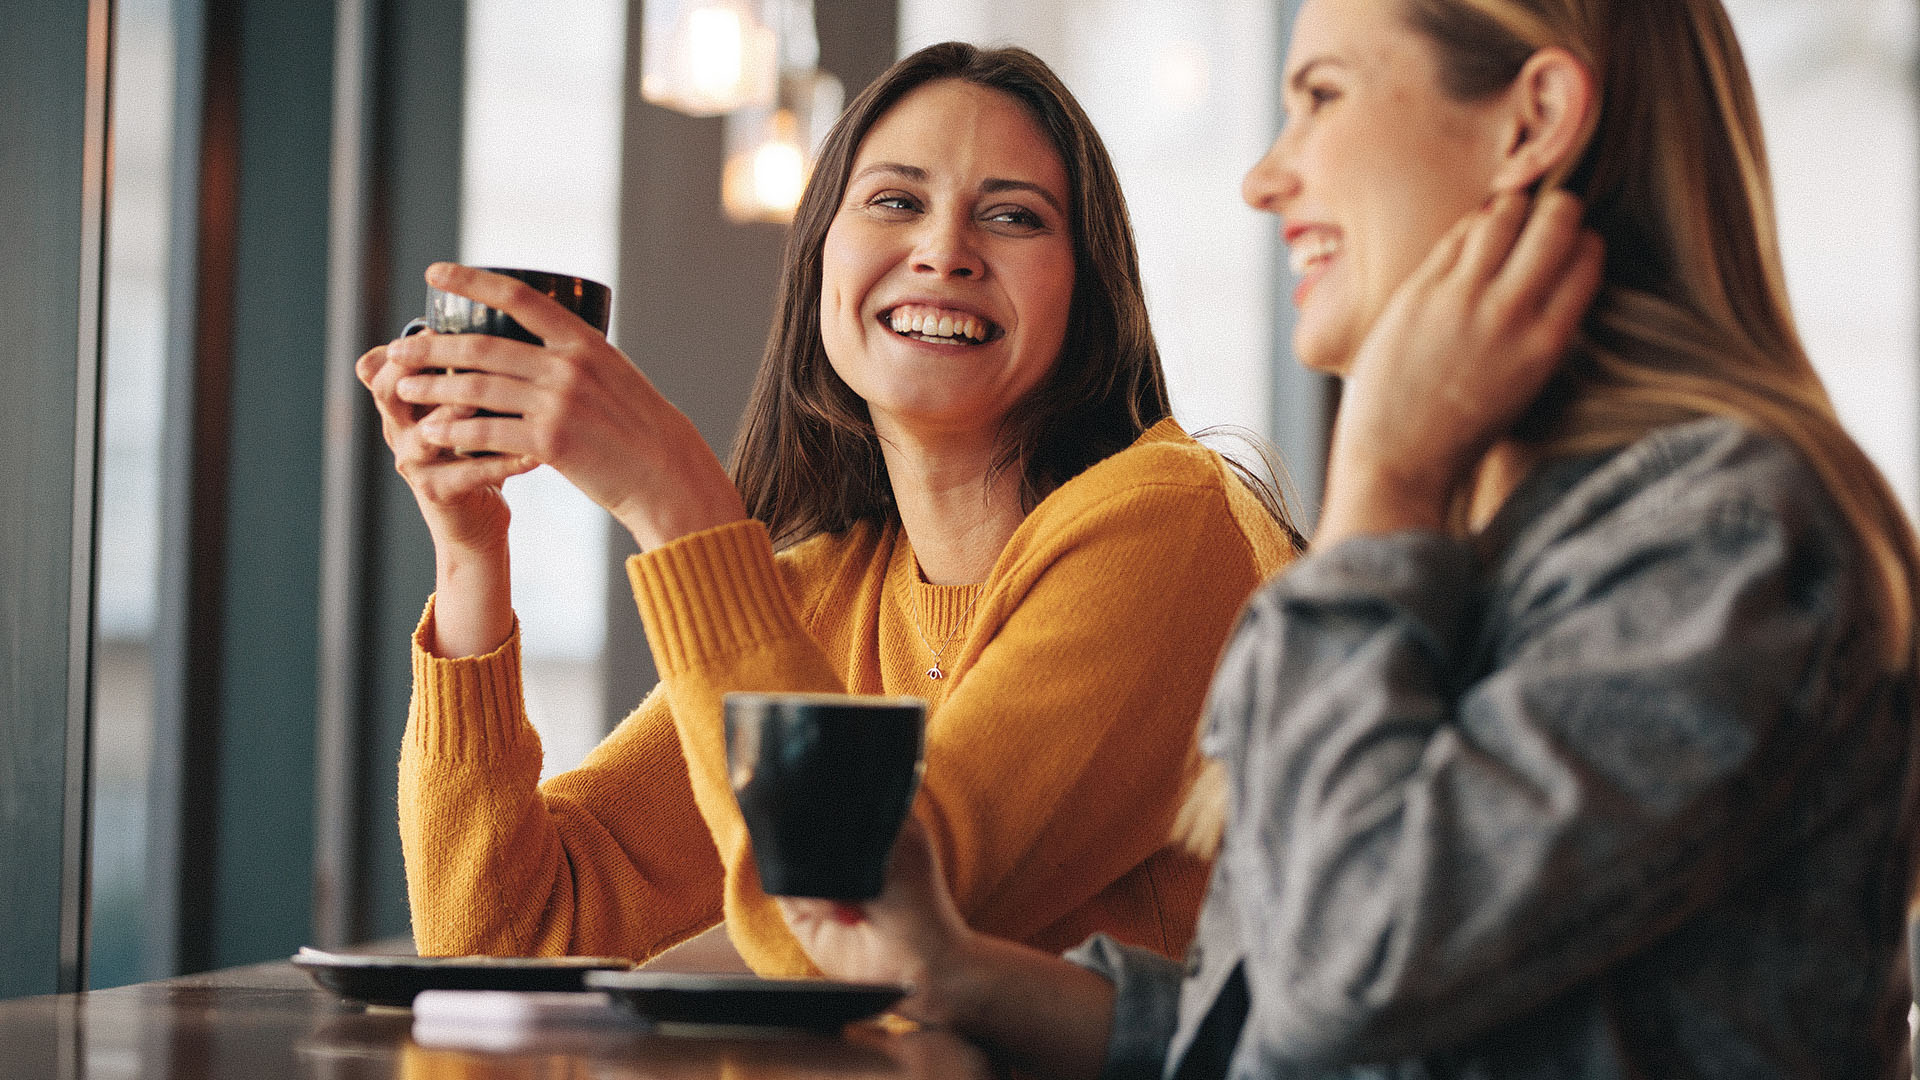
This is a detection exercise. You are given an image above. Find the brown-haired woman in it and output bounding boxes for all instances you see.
[779,1,1920,1076]
[355,42,1299,974]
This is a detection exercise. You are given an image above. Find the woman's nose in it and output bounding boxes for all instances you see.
[912,214,985,279]
[1241,133,1299,214]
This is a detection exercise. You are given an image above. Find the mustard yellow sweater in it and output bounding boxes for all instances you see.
[399,419,1295,975]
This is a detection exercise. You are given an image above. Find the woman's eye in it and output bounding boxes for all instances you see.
[868,192,920,213]
[1305,85,1339,112]
[985,206,1045,231]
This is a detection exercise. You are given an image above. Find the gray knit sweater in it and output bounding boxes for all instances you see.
[1071,417,1917,1079]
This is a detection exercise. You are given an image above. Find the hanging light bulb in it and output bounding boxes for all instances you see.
[718,0,842,224]
[724,108,806,221]
[722,69,844,223]
[641,0,778,116]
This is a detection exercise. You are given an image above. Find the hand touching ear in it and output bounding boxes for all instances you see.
[1316,190,1604,546]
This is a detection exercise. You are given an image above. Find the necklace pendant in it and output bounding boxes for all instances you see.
[926,666,943,680]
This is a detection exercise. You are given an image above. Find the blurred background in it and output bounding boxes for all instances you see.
[21,0,1918,993]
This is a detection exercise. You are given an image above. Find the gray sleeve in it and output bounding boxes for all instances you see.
[1064,933,1185,1080]
[1205,434,1852,1063]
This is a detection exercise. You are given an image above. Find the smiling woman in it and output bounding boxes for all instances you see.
[357,41,1298,976]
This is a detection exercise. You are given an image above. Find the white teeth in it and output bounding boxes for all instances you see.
[1287,233,1341,276]
[886,304,991,344]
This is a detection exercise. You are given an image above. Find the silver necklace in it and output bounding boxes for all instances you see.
[908,581,982,681]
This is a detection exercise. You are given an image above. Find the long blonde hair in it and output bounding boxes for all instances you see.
[1418,0,1919,672]
[1176,0,1920,858]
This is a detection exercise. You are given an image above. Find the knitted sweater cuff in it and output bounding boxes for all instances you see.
[626,519,805,678]
[408,595,531,760]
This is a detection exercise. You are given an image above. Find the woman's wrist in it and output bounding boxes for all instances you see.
[615,486,750,553]
[896,924,993,1029]
[428,535,514,658]
[922,931,1116,1080]
[1315,458,1455,546]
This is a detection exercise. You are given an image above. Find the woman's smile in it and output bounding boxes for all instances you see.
[1284,224,1344,308]
[880,302,1004,347]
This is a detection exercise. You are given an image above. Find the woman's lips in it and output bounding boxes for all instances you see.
[881,303,1002,345]
[1285,230,1341,307]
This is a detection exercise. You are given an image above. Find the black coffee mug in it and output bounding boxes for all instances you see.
[401,266,612,456]
[723,693,927,901]
[404,265,612,342]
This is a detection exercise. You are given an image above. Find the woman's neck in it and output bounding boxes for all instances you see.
[1468,439,1540,532]
[878,425,1028,586]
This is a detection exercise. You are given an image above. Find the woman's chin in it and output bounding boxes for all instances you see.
[1291,333,1355,377]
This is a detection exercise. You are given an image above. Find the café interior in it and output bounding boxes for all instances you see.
[4,0,1916,1074]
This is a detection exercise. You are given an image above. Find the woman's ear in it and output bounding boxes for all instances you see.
[1490,47,1594,193]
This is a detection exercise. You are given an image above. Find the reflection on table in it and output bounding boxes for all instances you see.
[0,958,995,1080]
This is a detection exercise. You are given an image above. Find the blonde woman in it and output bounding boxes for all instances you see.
[780,1,1920,1076]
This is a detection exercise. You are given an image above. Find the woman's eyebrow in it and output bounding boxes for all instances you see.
[981,178,1065,215]
[1287,55,1347,91]
[849,162,927,185]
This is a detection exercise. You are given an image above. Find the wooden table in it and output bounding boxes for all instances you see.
[0,959,998,1079]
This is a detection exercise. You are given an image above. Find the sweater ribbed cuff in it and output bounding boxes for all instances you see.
[408,595,532,760]
[626,519,806,679]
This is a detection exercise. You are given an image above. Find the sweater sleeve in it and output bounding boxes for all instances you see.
[630,481,1277,976]
[399,597,724,959]
[1065,934,1186,1080]
[1206,433,1860,1063]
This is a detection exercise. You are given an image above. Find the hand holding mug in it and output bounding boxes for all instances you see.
[778,814,973,1026]
[381,262,747,551]
[402,266,613,457]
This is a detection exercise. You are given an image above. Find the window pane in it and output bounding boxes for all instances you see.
[462,0,628,775]
[89,0,175,989]
[1725,0,1919,515]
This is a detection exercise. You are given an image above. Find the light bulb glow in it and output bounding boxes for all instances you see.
[641,0,777,116]
[723,109,813,223]
[687,7,745,99]
[750,139,806,214]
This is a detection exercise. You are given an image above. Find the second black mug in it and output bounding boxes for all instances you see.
[723,693,927,902]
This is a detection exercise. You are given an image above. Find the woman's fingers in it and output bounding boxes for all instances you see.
[400,448,538,500]
[1488,189,1590,320]
[417,410,530,459]
[1531,230,1606,350]
[388,326,546,381]
[425,262,603,349]
[355,343,387,389]
[1455,190,1532,288]
[1403,202,1476,294]
[397,367,524,418]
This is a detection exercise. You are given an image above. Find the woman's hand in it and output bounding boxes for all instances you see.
[1317,190,1604,545]
[357,330,536,556]
[783,816,1120,1077]
[778,815,973,1024]
[383,263,748,551]
[358,320,533,657]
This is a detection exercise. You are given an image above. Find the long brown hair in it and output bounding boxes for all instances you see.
[1410,0,1920,677]
[729,42,1172,549]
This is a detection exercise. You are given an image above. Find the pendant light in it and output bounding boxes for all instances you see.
[641,0,780,116]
